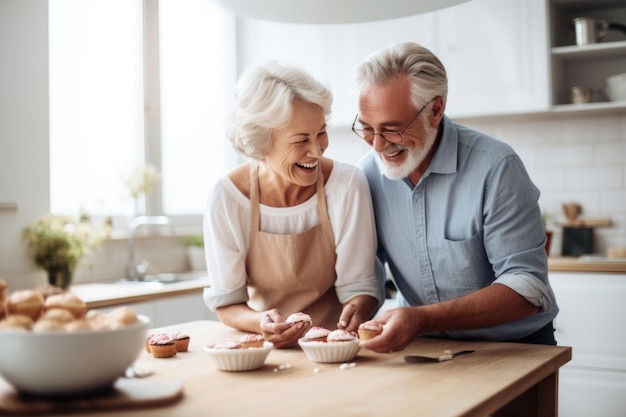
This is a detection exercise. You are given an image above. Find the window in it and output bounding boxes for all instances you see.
[49,0,237,230]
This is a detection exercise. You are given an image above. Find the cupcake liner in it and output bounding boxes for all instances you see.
[298,338,360,363]
[204,341,273,371]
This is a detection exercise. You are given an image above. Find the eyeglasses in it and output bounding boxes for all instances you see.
[351,99,433,145]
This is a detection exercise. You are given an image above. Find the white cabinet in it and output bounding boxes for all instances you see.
[433,0,551,117]
[548,0,626,110]
[94,293,217,327]
[549,272,626,417]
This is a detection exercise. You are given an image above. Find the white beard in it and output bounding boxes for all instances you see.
[373,132,437,180]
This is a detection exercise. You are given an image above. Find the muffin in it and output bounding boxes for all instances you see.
[107,306,139,328]
[327,329,359,343]
[7,290,45,321]
[172,331,191,352]
[0,314,34,331]
[357,320,383,340]
[303,326,330,342]
[33,284,64,300]
[65,319,95,332]
[32,319,65,333]
[44,292,86,319]
[286,312,312,325]
[239,333,264,349]
[40,308,76,324]
[148,333,177,358]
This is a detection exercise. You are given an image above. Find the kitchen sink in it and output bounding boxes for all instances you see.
[105,272,209,285]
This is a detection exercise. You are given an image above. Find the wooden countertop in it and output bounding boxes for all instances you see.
[548,256,626,273]
[17,320,570,417]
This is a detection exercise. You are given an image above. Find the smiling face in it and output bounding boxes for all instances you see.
[261,100,328,192]
[358,76,442,184]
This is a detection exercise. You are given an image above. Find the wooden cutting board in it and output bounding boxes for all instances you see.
[0,377,183,415]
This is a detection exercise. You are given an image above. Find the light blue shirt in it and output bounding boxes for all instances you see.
[359,115,558,341]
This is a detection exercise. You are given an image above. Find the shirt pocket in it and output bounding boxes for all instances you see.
[434,231,494,297]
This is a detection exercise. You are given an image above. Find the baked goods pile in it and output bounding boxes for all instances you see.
[0,280,139,332]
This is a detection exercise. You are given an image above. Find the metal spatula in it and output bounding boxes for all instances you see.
[404,350,475,363]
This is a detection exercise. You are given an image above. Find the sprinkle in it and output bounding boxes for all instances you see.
[273,363,292,372]
[338,362,357,370]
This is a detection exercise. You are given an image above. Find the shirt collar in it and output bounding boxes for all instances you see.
[428,115,458,175]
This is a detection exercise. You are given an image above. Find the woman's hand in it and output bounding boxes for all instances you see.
[259,309,310,348]
[337,303,367,333]
[337,295,379,333]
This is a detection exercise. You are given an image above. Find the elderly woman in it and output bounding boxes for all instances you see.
[203,62,383,348]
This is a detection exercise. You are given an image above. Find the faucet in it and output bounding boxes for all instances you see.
[126,216,175,281]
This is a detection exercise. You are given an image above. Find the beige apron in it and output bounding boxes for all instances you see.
[245,162,342,329]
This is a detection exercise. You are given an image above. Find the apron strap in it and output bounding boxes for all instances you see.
[249,162,261,232]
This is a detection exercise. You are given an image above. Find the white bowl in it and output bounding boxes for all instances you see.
[0,315,149,396]
[606,73,626,102]
[298,338,360,363]
[204,342,273,371]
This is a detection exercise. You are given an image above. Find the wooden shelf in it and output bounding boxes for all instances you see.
[552,40,626,60]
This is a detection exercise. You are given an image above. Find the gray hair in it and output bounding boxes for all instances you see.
[355,42,448,109]
[228,62,333,160]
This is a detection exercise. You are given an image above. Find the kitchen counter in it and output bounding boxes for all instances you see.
[548,256,626,273]
[70,276,210,309]
[1,320,571,417]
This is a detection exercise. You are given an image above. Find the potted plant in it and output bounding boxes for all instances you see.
[23,214,101,289]
[183,235,206,271]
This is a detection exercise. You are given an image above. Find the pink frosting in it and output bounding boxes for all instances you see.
[213,340,241,349]
[286,312,312,324]
[358,320,383,332]
[149,333,175,345]
[327,329,358,342]
[172,331,190,340]
[240,333,264,343]
[304,326,330,339]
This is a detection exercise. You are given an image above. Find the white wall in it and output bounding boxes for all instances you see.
[0,0,51,290]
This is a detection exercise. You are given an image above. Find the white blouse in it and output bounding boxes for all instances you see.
[203,161,383,311]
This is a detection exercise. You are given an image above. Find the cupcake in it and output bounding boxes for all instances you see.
[239,333,264,349]
[213,340,241,349]
[357,320,383,340]
[148,333,177,358]
[145,333,154,353]
[172,331,191,352]
[327,329,359,343]
[303,326,330,342]
[286,312,312,325]
[7,290,45,321]
[44,292,86,319]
